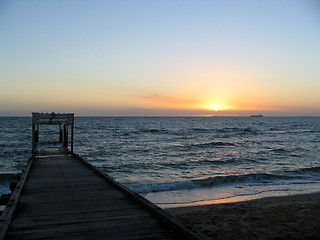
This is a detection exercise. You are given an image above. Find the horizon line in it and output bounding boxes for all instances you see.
[1,115,320,118]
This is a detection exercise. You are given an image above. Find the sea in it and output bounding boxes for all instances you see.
[1,117,320,208]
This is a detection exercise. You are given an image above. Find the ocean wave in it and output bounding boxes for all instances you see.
[241,127,258,134]
[271,148,290,153]
[216,127,258,134]
[0,143,8,148]
[304,166,320,172]
[129,173,295,194]
[138,129,169,134]
[192,128,212,133]
[159,161,190,168]
[200,157,257,165]
[289,166,320,174]
[189,141,236,148]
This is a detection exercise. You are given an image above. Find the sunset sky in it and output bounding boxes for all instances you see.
[1,1,320,116]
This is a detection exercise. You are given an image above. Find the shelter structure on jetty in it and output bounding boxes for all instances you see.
[32,112,74,153]
[0,113,208,240]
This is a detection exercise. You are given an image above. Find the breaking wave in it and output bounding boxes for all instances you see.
[130,173,293,194]
[129,166,320,194]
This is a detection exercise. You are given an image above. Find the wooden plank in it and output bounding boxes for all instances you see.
[2,149,208,240]
[6,226,176,240]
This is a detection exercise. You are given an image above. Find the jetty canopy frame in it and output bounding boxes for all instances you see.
[32,112,74,153]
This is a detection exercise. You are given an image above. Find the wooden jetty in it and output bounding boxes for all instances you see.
[0,113,208,240]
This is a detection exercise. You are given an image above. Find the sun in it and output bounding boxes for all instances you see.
[205,104,226,112]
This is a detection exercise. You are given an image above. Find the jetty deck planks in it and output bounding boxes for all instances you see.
[2,149,206,240]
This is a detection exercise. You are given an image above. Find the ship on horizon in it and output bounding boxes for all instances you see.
[250,114,264,117]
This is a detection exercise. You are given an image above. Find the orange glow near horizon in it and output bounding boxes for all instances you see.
[204,104,227,112]
[200,98,234,112]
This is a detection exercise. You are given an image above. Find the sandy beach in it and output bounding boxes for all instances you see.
[166,192,320,240]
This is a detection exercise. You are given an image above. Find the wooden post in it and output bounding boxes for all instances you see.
[59,124,63,143]
[71,119,74,152]
[32,115,39,154]
[66,124,69,149]
[32,123,35,154]
[35,125,39,143]
[63,124,68,148]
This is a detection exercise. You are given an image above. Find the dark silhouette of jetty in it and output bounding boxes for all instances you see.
[0,113,208,240]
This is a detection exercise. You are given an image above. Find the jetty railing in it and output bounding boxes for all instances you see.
[0,155,34,239]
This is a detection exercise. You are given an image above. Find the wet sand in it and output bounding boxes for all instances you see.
[166,192,320,240]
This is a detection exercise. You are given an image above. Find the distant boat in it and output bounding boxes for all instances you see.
[250,114,263,117]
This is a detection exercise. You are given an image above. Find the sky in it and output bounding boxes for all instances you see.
[1,0,320,116]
